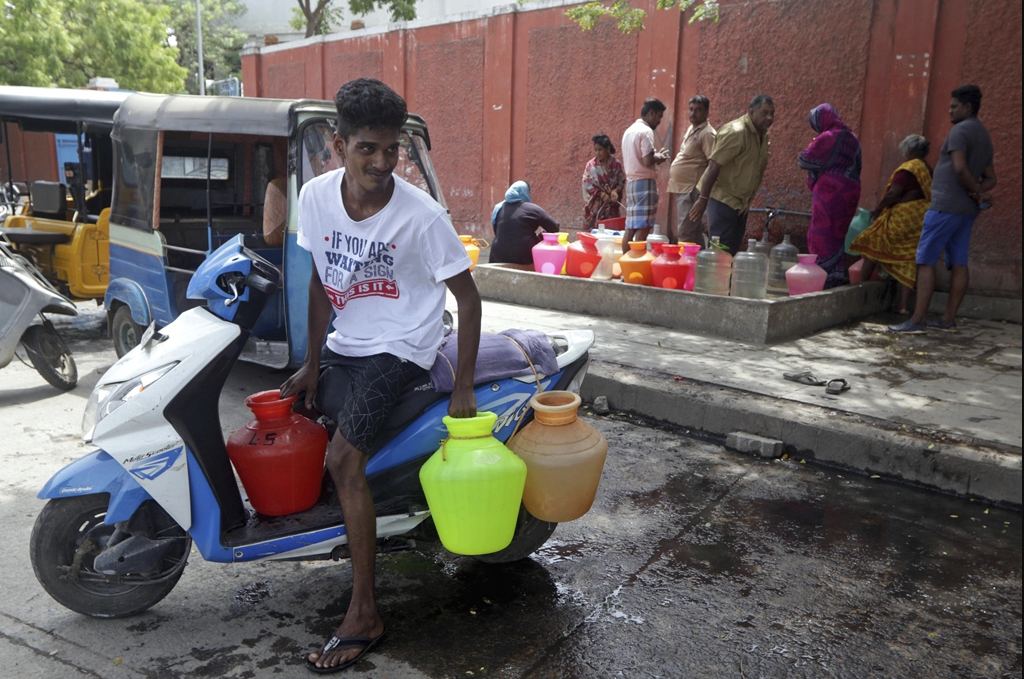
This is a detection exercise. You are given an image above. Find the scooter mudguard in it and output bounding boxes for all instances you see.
[37,449,153,524]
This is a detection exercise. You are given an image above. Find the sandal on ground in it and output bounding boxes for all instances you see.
[825,379,851,395]
[887,320,927,334]
[927,319,957,332]
[784,371,827,386]
[305,628,387,674]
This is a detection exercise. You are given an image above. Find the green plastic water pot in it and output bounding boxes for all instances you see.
[419,411,527,555]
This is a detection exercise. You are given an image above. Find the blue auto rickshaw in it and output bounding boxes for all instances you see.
[104,93,447,365]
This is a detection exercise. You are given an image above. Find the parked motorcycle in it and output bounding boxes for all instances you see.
[0,233,78,390]
[31,235,595,618]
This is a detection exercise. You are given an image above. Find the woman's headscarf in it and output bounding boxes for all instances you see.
[798,104,862,183]
[491,180,532,226]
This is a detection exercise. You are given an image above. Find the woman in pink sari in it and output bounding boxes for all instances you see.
[798,104,862,288]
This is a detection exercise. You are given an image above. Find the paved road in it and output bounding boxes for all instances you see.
[1,320,1020,678]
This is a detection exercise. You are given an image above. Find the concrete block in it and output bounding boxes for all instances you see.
[726,432,784,458]
[473,264,894,344]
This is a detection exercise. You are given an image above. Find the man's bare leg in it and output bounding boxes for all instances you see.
[941,264,969,326]
[308,433,385,670]
[898,283,913,315]
[910,264,935,326]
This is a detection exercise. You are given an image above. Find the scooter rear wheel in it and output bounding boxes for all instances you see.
[21,323,77,390]
[30,495,190,618]
[474,505,557,564]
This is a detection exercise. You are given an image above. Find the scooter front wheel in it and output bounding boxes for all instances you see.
[30,495,190,618]
[21,323,77,390]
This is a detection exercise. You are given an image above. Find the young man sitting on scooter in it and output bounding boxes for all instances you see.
[281,78,481,673]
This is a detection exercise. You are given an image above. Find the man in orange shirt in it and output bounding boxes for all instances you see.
[667,95,716,246]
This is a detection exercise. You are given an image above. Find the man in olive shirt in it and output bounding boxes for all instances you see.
[688,95,774,255]
[667,95,716,246]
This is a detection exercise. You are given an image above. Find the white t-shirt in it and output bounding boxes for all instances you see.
[296,169,471,369]
[622,118,656,181]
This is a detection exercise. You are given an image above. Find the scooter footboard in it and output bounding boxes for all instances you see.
[37,449,153,524]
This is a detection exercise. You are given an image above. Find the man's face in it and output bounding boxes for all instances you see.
[689,102,708,126]
[333,126,401,195]
[949,98,972,124]
[750,103,775,133]
[644,109,664,130]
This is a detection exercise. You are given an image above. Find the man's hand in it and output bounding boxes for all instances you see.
[448,384,477,418]
[688,196,708,224]
[655,148,671,164]
[281,364,320,411]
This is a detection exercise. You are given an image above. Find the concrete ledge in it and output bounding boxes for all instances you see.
[580,362,1022,505]
[473,264,895,343]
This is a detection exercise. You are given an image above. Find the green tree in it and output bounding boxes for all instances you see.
[566,0,720,34]
[0,0,73,86]
[61,0,187,92]
[158,0,247,94]
[1,0,185,91]
[291,0,417,38]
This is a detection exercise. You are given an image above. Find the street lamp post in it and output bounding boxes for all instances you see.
[196,0,205,95]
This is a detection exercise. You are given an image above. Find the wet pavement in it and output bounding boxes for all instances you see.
[0,309,1020,678]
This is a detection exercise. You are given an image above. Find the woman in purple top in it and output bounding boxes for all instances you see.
[798,104,862,288]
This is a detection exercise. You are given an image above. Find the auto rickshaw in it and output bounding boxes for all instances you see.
[0,86,131,300]
[105,92,448,366]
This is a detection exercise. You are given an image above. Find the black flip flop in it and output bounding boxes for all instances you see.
[825,379,851,395]
[305,628,387,674]
[784,371,826,386]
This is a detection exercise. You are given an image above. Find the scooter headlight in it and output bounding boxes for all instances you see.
[82,363,178,441]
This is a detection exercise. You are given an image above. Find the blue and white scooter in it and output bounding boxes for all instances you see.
[30,236,595,618]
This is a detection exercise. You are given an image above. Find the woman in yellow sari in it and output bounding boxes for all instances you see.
[851,135,932,314]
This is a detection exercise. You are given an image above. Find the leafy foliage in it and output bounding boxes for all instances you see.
[158,0,248,94]
[291,0,418,38]
[1,0,186,91]
[565,0,720,34]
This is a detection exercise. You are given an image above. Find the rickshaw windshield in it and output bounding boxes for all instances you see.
[110,127,158,231]
[299,121,447,208]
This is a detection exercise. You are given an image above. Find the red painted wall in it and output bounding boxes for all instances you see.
[244,0,1022,295]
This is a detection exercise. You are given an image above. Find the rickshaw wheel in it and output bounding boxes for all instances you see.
[112,305,143,358]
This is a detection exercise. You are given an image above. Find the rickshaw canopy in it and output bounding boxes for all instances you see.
[0,86,131,134]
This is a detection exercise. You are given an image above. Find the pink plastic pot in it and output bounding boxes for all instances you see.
[532,232,567,275]
[785,253,828,295]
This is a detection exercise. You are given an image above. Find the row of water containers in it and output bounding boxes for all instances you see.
[695,234,827,298]
[527,226,827,298]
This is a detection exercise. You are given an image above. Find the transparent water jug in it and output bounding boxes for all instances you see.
[730,239,769,299]
[692,236,732,296]
[767,234,799,296]
[752,230,772,257]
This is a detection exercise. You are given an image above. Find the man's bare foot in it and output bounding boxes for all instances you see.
[307,612,385,671]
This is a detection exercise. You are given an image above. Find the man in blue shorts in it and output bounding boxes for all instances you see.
[281,78,481,672]
[889,85,996,333]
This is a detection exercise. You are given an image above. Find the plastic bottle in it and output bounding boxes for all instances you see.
[591,233,616,281]
[730,238,769,299]
[680,242,700,291]
[531,232,567,275]
[752,230,772,257]
[767,234,799,296]
[459,235,488,271]
[786,253,828,295]
[226,390,328,517]
[419,412,527,555]
[506,391,608,522]
[693,236,733,296]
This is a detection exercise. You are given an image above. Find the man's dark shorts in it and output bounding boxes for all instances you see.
[315,347,426,455]
[706,197,748,255]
